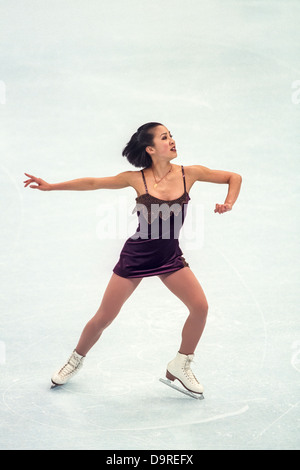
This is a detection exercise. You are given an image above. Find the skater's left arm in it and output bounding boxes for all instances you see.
[189,165,242,214]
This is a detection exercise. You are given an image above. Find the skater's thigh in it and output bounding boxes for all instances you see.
[159,267,208,311]
[98,273,142,313]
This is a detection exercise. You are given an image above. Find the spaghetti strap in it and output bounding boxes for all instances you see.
[181,165,186,193]
[141,169,148,193]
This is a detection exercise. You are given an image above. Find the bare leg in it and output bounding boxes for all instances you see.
[159,267,208,355]
[75,273,142,356]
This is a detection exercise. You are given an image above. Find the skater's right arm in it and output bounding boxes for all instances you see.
[23,172,133,191]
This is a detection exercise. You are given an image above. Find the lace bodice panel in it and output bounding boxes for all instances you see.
[132,192,190,224]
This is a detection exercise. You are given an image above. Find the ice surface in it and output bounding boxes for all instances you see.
[0,0,299,450]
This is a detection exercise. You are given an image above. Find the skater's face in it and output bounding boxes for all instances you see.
[146,125,177,162]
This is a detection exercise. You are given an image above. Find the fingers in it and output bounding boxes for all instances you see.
[24,173,50,191]
[24,173,38,182]
[214,203,232,214]
[214,204,223,214]
[23,179,33,187]
[23,178,36,187]
[23,173,40,188]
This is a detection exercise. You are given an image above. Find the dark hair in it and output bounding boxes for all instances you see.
[122,122,163,168]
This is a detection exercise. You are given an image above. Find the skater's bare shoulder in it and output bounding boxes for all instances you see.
[92,170,140,190]
[96,169,149,197]
[186,165,242,184]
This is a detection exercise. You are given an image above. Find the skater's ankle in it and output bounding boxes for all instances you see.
[178,350,194,355]
[74,349,86,357]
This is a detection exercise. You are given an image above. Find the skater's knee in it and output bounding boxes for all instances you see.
[92,308,119,332]
[190,299,208,320]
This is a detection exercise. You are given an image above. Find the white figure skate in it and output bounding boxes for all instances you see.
[160,352,204,400]
[51,350,85,388]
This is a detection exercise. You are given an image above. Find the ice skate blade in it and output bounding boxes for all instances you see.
[159,378,204,400]
[50,381,62,389]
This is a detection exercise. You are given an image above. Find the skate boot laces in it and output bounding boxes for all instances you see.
[183,355,200,385]
[58,352,83,379]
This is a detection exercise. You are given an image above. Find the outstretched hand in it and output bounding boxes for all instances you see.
[24,173,51,191]
[214,203,232,214]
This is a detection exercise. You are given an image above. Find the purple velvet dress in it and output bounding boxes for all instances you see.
[113,165,190,278]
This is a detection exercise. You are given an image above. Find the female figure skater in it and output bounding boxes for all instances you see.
[24,122,242,397]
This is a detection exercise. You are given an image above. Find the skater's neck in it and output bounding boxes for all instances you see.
[150,161,173,179]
